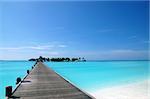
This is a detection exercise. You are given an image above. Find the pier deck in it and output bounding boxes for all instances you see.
[11,62,94,99]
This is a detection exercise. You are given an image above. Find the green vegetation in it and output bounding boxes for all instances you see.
[29,56,86,62]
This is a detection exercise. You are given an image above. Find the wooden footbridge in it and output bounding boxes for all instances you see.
[8,62,95,99]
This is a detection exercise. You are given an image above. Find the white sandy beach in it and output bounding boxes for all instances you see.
[90,80,150,99]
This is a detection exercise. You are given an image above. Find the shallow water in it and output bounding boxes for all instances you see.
[46,61,149,92]
[0,61,34,99]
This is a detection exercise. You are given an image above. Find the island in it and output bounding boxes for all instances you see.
[29,56,86,62]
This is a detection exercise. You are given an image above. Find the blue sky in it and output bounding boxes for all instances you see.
[0,1,149,60]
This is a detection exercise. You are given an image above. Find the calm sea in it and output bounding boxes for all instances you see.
[46,61,149,92]
[0,61,149,99]
[0,61,34,99]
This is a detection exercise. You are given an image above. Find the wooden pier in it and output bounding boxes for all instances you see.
[10,62,94,99]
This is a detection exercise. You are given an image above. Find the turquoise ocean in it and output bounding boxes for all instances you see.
[0,61,149,99]
[0,61,34,99]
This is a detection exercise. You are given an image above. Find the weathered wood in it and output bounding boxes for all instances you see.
[11,62,94,99]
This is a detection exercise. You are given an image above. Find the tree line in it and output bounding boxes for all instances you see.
[29,56,86,62]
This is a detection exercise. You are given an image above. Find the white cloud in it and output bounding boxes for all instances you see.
[75,49,149,60]
[97,29,113,33]
[0,42,68,59]
[57,45,67,48]
[38,51,59,55]
[128,36,137,39]
[110,49,139,53]
[0,44,67,51]
[0,46,52,50]
[142,40,150,44]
